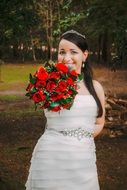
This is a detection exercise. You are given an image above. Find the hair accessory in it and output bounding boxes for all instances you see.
[62,30,86,40]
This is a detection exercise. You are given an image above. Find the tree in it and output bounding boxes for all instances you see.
[53,0,86,37]
[0,0,39,61]
[84,0,127,66]
[36,0,85,61]
[36,0,64,61]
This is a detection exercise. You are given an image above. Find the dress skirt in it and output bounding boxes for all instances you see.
[25,129,100,190]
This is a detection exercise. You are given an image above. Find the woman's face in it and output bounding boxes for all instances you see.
[58,39,88,73]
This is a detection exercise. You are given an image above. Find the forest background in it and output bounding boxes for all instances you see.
[0,0,127,66]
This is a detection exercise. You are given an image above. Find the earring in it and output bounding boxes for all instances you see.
[82,61,85,68]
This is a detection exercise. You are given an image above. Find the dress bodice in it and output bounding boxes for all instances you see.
[44,94,97,133]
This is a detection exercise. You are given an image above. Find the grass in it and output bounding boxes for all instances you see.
[0,63,41,91]
[0,94,26,101]
[0,108,43,116]
[1,63,41,83]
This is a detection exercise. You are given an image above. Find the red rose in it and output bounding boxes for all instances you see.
[43,102,50,108]
[62,103,71,109]
[51,93,64,101]
[51,105,61,112]
[46,81,56,92]
[37,67,48,80]
[26,83,34,91]
[49,72,60,79]
[70,70,78,77]
[66,77,74,85]
[56,80,67,92]
[68,90,73,95]
[56,63,68,73]
[73,84,78,90]
[36,80,46,88]
[32,91,46,103]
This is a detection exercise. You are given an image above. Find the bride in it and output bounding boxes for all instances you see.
[25,30,105,190]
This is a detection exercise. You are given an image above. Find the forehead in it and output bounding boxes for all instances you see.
[59,39,81,51]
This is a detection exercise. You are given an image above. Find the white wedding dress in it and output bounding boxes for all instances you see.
[25,94,100,190]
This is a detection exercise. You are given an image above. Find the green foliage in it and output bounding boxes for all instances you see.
[76,0,126,65]
[0,0,40,60]
[53,0,85,37]
[0,0,127,65]
[54,12,84,36]
[29,74,36,84]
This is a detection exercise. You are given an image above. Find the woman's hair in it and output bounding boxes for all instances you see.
[60,30,103,117]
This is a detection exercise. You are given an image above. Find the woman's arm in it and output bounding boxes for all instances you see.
[93,80,105,138]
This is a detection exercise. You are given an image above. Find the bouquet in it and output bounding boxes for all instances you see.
[25,62,82,112]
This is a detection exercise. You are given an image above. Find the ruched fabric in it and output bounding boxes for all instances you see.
[25,95,100,190]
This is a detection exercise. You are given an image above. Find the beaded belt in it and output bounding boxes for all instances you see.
[46,127,93,140]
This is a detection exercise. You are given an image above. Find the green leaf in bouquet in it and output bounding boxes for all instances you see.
[46,66,52,72]
[60,73,66,79]
[66,103,73,110]
[44,90,50,97]
[29,73,36,84]
[59,98,66,104]
[78,74,83,81]
[65,97,72,103]
[25,92,30,97]
[30,87,37,94]
[34,102,43,110]
[46,64,56,73]
[49,101,60,108]
[67,65,73,71]
[69,86,77,92]
[34,102,38,111]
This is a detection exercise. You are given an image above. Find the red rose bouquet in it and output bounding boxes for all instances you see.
[25,62,82,112]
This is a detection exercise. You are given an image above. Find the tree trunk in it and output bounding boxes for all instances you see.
[102,30,111,65]
[102,30,107,63]
[49,1,53,61]
[13,44,18,59]
[97,34,102,63]
[30,32,37,62]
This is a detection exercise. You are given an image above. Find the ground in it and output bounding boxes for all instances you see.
[0,64,127,190]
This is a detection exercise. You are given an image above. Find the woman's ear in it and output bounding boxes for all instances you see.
[83,50,88,60]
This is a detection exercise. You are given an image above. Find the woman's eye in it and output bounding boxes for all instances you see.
[59,51,66,55]
[71,51,77,54]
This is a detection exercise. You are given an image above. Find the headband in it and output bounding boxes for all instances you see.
[61,30,86,40]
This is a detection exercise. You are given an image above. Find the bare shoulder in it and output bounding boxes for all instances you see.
[93,80,105,102]
[93,80,104,94]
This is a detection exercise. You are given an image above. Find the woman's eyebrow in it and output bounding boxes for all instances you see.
[70,49,77,51]
[59,48,65,50]
[59,48,77,51]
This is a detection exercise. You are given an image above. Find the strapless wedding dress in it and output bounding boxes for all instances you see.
[25,95,100,190]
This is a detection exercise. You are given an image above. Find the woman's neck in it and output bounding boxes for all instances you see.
[77,80,90,95]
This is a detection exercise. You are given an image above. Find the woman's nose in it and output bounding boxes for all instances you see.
[63,54,73,64]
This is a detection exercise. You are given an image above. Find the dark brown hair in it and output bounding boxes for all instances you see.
[60,31,103,117]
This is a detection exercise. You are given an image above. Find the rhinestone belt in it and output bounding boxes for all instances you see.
[46,127,93,140]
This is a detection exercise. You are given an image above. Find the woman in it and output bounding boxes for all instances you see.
[25,30,105,190]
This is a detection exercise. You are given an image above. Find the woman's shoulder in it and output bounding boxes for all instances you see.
[92,80,104,95]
